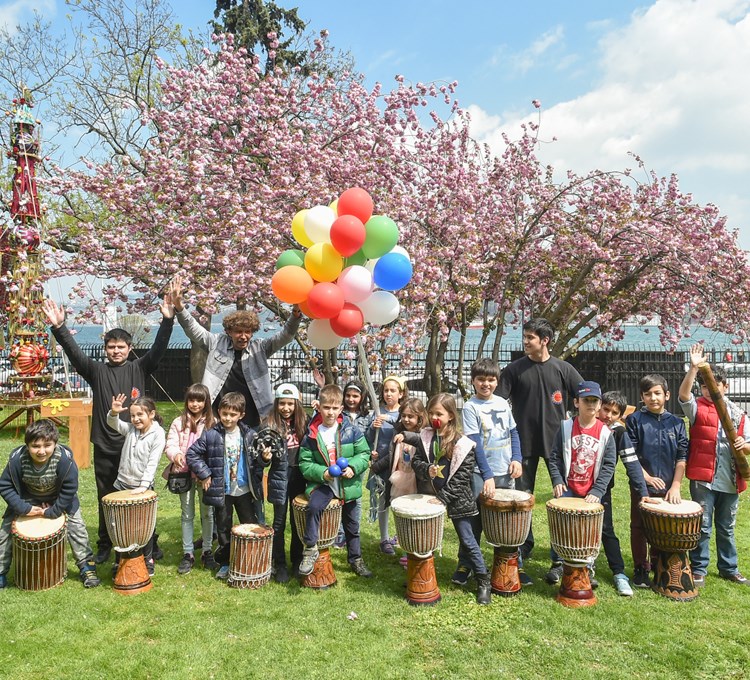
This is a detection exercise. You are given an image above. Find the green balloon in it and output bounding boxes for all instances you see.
[362,215,399,259]
[344,249,367,267]
[275,249,306,270]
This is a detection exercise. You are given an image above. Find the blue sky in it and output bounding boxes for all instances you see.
[3,0,750,254]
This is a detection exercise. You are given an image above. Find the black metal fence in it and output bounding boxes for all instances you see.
[3,342,749,412]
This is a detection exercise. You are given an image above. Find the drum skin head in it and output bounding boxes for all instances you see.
[483,489,535,511]
[547,497,603,513]
[391,493,446,519]
[640,498,702,515]
[292,494,341,510]
[103,489,157,503]
[232,523,273,537]
[12,514,66,539]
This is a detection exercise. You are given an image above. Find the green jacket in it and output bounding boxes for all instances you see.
[299,414,371,502]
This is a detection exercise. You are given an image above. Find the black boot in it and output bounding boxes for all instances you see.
[476,573,492,605]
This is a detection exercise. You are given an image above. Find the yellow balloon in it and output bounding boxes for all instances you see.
[292,209,313,248]
[329,199,338,215]
[305,242,343,282]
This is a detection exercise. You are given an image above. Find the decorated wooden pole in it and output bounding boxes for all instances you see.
[697,362,750,481]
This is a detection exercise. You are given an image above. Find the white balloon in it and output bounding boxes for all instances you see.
[307,318,343,350]
[355,290,400,326]
[337,265,373,303]
[389,245,410,260]
[304,205,336,243]
[365,257,379,274]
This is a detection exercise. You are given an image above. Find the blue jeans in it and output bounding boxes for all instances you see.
[689,480,739,577]
[453,515,487,576]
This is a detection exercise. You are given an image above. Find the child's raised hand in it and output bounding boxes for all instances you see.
[689,343,706,368]
[169,275,185,312]
[159,290,175,319]
[111,393,127,414]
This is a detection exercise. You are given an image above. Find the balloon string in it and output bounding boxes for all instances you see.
[356,333,380,450]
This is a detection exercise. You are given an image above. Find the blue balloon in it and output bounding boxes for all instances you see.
[373,253,412,292]
[328,464,342,477]
[337,458,349,470]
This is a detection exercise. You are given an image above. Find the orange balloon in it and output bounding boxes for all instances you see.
[272,266,314,304]
[298,298,318,319]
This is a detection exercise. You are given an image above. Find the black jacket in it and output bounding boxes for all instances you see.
[0,444,80,519]
[186,422,267,507]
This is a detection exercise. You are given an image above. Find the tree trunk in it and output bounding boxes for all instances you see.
[189,306,211,384]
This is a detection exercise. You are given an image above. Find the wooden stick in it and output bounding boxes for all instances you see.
[697,362,750,481]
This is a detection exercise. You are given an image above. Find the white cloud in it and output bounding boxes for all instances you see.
[469,0,750,245]
[487,25,565,75]
[0,0,55,30]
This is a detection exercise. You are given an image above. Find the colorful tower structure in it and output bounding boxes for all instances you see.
[1,88,52,417]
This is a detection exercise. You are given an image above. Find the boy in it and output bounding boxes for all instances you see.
[298,384,372,578]
[598,391,651,596]
[0,419,100,588]
[626,374,688,588]
[546,381,617,585]
[678,344,750,587]
[186,392,271,580]
[454,357,522,586]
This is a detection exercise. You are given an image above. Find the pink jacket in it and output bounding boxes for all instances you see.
[163,415,207,478]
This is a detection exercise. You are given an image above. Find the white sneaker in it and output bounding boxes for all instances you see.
[614,572,633,597]
[299,545,319,576]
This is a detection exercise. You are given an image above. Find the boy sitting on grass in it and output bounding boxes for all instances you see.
[298,384,373,578]
[0,419,101,588]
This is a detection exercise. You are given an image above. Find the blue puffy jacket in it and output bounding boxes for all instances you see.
[186,422,266,507]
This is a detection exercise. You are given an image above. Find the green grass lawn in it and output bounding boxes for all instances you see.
[1,404,749,680]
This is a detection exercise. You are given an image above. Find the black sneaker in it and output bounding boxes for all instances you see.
[518,569,534,586]
[545,562,564,585]
[451,566,473,586]
[145,558,155,576]
[633,566,653,589]
[201,550,219,571]
[351,558,373,578]
[80,563,101,588]
[274,563,290,583]
[94,546,111,564]
[178,553,195,575]
[720,571,750,586]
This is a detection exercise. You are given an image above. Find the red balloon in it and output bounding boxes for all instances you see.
[330,215,366,257]
[337,187,374,225]
[306,282,345,319]
[330,302,365,337]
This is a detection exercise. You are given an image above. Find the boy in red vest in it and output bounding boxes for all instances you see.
[678,344,750,587]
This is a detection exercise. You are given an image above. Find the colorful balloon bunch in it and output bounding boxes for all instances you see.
[271,188,412,349]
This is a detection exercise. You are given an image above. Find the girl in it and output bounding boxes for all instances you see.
[395,393,492,605]
[264,383,308,581]
[164,384,216,575]
[107,394,166,575]
[366,376,408,554]
[333,380,372,549]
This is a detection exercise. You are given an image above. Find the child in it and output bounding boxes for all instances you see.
[263,383,308,582]
[333,380,372,549]
[165,384,217,575]
[456,357,522,586]
[0,419,100,589]
[107,394,166,575]
[597,391,651,596]
[298,384,373,578]
[186,392,271,580]
[679,344,750,587]
[546,381,617,586]
[397,393,492,605]
[626,374,689,588]
[366,375,407,555]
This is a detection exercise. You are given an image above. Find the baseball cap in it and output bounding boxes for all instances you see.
[576,381,602,400]
[275,383,301,400]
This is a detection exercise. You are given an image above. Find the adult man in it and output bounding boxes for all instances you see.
[42,295,174,563]
[170,277,301,428]
[498,317,583,581]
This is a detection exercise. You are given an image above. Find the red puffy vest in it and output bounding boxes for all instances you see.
[686,396,747,493]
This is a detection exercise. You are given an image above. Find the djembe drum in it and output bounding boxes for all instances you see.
[546,497,604,608]
[11,515,67,591]
[292,495,342,589]
[391,494,446,606]
[102,489,158,595]
[228,523,274,589]
[640,498,703,601]
[480,489,534,596]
